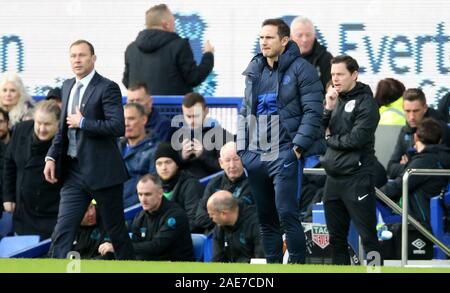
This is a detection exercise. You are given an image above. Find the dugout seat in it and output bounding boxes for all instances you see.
[0,212,13,238]
[191,233,207,262]
[430,183,450,259]
[0,235,41,258]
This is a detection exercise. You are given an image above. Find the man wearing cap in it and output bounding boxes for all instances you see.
[154,142,204,232]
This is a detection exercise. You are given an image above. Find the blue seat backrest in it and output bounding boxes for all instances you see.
[203,232,214,262]
[199,171,224,186]
[430,182,450,259]
[191,233,207,262]
[443,182,450,206]
[0,235,41,258]
[376,200,401,224]
[0,212,13,238]
[124,203,142,222]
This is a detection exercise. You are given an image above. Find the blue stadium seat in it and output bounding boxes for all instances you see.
[191,233,207,262]
[430,183,450,259]
[0,212,13,238]
[203,232,214,262]
[8,238,51,258]
[0,235,41,258]
[199,171,224,186]
[376,201,401,224]
[124,203,142,221]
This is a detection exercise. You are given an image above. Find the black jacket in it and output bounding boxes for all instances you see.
[3,120,62,238]
[131,197,194,261]
[321,82,380,177]
[302,39,333,90]
[174,125,233,179]
[195,173,254,232]
[212,204,264,263]
[123,29,214,95]
[47,72,129,190]
[72,225,106,259]
[387,108,449,179]
[382,144,450,228]
[437,92,449,124]
[161,171,204,232]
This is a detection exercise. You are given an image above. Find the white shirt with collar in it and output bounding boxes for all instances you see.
[67,69,96,114]
[45,70,96,163]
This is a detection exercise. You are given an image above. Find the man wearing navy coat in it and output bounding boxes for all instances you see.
[44,40,134,260]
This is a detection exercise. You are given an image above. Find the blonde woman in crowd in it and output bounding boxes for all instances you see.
[0,72,34,127]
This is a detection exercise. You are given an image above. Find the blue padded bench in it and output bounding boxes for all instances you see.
[430,183,450,259]
[0,235,41,258]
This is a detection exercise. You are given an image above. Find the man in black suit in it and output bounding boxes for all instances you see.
[44,40,134,260]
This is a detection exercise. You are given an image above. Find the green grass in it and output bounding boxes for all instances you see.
[1,259,449,273]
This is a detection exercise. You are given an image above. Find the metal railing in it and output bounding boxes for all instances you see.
[401,169,450,266]
[304,168,450,266]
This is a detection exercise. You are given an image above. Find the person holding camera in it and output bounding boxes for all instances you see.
[175,92,233,179]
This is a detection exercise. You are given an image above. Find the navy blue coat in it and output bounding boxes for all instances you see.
[239,41,325,156]
[47,72,129,190]
[118,135,158,208]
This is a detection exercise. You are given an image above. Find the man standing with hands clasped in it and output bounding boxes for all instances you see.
[44,40,134,260]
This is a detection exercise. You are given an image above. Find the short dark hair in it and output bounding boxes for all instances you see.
[138,173,162,188]
[70,39,95,55]
[262,18,290,39]
[331,55,359,74]
[0,107,9,123]
[374,78,406,107]
[416,117,442,145]
[403,88,427,105]
[124,102,146,117]
[183,92,206,108]
[128,81,149,93]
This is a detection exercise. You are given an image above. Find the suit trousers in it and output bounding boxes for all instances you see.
[49,158,134,260]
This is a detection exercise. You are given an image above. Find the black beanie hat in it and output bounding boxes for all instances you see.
[46,87,62,100]
[155,142,181,166]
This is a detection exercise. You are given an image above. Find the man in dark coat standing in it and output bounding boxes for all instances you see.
[122,4,214,95]
[44,40,134,260]
[238,19,325,264]
[321,55,381,265]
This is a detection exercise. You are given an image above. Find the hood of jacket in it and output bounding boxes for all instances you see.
[421,144,450,168]
[135,29,180,53]
[339,82,373,102]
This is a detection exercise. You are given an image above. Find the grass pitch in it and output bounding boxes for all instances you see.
[1,258,449,273]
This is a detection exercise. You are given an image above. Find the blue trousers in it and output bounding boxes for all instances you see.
[240,149,305,263]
